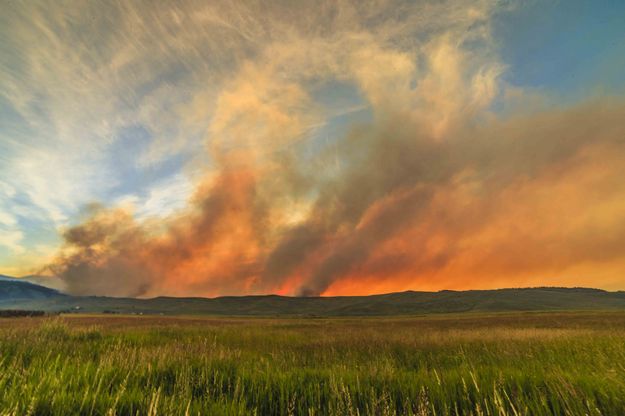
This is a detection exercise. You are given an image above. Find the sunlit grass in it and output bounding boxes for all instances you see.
[0,312,624,415]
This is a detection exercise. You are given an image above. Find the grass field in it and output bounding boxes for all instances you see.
[1,312,625,415]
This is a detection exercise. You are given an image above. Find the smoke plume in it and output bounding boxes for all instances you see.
[42,1,625,296]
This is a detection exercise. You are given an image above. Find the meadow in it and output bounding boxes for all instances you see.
[0,312,624,415]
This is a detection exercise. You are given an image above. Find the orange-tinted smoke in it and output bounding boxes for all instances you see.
[46,168,270,297]
[46,101,625,297]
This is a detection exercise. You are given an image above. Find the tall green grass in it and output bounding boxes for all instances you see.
[0,313,624,415]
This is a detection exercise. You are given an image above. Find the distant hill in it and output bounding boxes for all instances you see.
[1,281,625,316]
[0,275,64,303]
[0,274,66,289]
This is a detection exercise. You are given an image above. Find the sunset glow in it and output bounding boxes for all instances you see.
[1,1,624,297]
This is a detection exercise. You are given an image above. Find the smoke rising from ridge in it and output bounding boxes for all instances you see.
[40,0,625,296]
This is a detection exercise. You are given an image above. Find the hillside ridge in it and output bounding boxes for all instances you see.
[1,277,624,315]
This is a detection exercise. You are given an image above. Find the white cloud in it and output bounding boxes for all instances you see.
[0,211,17,227]
[0,228,24,254]
[115,173,194,220]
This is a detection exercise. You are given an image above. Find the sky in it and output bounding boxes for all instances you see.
[1,0,624,297]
